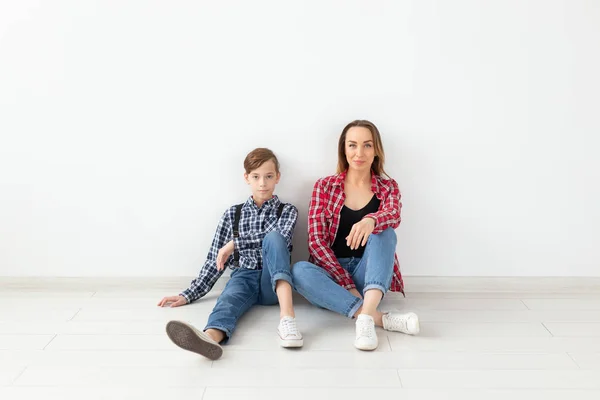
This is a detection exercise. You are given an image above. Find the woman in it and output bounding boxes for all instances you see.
[292,120,419,351]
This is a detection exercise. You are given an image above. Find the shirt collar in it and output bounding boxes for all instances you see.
[334,170,380,194]
[245,194,280,211]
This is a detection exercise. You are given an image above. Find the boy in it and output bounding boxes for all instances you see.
[158,148,302,360]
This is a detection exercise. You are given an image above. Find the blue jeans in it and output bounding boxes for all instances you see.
[292,227,397,318]
[204,231,293,342]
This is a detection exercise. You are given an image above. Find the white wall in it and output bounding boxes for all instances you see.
[1,0,599,278]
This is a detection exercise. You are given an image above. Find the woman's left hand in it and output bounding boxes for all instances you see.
[346,217,376,250]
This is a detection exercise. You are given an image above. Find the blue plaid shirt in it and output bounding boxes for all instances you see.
[180,195,298,303]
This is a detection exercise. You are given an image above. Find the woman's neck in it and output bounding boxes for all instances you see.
[345,168,371,187]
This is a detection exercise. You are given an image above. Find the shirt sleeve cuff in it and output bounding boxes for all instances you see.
[341,277,356,290]
[179,290,194,304]
[363,213,379,226]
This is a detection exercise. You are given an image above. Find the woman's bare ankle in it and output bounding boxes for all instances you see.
[373,311,384,327]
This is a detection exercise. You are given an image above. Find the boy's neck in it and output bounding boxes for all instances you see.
[345,169,371,187]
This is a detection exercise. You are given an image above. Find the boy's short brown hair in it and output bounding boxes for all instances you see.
[243,148,280,174]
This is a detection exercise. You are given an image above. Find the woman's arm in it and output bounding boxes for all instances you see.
[364,178,401,234]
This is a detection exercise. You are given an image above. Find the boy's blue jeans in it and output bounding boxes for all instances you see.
[204,231,293,341]
[292,228,397,318]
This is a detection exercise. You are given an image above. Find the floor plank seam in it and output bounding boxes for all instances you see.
[397,369,403,387]
[541,323,554,337]
[10,366,28,386]
[567,353,581,369]
[67,309,82,322]
[42,334,58,350]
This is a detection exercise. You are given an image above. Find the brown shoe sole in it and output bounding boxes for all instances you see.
[166,320,223,360]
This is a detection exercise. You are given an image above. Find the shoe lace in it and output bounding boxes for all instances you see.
[387,313,408,331]
[357,319,376,337]
[280,318,298,337]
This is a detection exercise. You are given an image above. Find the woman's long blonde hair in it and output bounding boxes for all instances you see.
[336,119,388,177]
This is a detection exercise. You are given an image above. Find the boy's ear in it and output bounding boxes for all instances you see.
[244,172,250,184]
[275,172,281,184]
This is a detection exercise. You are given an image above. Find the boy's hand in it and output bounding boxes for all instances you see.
[157,295,187,307]
[346,217,375,250]
[216,240,235,271]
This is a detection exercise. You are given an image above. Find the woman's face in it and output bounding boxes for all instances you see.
[345,126,375,173]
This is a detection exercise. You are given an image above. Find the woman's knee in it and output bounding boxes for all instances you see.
[291,261,315,287]
[369,227,397,247]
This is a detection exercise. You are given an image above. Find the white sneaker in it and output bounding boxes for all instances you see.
[355,314,378,351]
[382,312,420,335]
[277,316,303,348]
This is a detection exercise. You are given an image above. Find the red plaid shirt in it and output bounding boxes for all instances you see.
[307,171,405,294]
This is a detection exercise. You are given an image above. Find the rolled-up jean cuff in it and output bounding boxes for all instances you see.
[364,283,388,296]
[347,297,363,318]
[271,271,293,292]
[203,325,232,344]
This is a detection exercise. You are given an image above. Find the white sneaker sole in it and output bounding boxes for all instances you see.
[354,339,378,351]
[166,320,223,360]
[406,312,420,335]
[279,337,304,348]
[384,312,421,335]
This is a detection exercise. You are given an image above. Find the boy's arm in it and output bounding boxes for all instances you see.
[180,208,233,303]
[307,179,356,290]
[276,204,298,248]
[233,203,299,251]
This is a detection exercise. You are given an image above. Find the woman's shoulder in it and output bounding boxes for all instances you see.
[374,174,397,185]
[374,174,399,192]
[314,173,343,188]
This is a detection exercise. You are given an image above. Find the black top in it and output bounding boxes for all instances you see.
[331,194,381,259]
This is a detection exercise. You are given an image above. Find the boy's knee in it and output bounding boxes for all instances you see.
[263,231,285,248]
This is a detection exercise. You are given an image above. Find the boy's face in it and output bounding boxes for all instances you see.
[244,160,280,203]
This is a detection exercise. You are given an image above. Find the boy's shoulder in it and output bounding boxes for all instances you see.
[220,199,248,219]
[279,202,298,214]
[271,197,299,214]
